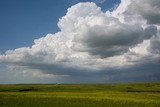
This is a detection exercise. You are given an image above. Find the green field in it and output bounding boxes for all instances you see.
[0,83,160,107]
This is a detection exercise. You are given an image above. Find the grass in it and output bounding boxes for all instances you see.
[0,83,160,107]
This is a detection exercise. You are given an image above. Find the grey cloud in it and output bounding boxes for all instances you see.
[149,38,160,54]
[73,24,157,57]
[54,61,160,83]
[144,25,157,39]
[123,0,160,25]
[106,62,160,83]
[138,0,160,25]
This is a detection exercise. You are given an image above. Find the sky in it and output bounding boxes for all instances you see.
[0,0,160,84]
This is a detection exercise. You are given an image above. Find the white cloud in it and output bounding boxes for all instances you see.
[0,0,160,83]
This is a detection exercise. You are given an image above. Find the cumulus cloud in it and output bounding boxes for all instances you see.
[113,0,160,25]
[0,0,160,83]
[127,0,160,24]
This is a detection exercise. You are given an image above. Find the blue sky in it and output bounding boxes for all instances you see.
[0,0,160,84]
[0,0,120,53]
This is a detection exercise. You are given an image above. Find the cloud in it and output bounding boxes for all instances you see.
[130,0,160,25]
[0,0,160,83]
[99,0,106,4]
[113,0,160,25]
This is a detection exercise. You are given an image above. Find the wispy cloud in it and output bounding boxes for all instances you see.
[99,0,106,4]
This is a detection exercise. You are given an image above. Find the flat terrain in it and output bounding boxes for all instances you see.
[0,83,160,107]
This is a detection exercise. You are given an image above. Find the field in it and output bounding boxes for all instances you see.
[0,83,160,107]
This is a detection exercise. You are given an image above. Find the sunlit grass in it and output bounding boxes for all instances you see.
[0,83,160,107]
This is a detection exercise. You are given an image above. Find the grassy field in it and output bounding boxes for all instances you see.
[0,83,160,107]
